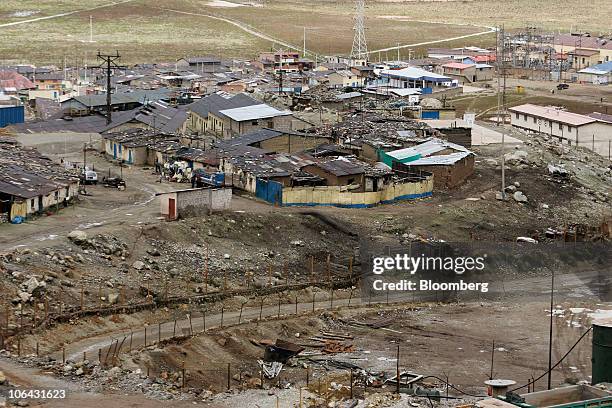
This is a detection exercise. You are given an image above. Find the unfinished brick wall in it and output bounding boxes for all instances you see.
[415,155,475,190]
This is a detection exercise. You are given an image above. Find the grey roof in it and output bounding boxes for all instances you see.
[0,137,79,199]
[311,158,364,176]
[188,93,260,118]
[219,104,291,122]
[216,128,284,148]
[10,115,108,133]
[101,100,188,133]
[66,88,173,109]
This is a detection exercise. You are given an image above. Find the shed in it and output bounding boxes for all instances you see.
[157,187,232,220]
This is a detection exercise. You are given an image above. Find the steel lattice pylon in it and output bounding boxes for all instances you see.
[350,0,368,60]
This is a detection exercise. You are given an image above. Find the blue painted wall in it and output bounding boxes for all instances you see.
[0,105,25,128]
[255,179,283,205]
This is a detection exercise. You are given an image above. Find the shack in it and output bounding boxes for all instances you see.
[158,187,232,220]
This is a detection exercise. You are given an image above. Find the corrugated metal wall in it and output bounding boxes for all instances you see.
[0,105,25,128]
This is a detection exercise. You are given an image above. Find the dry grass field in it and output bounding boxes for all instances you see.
[0,0,610,65]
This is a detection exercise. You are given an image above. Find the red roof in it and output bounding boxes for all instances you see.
[473,55,496,62]
[0,71,35,90]
[442,62,473,70]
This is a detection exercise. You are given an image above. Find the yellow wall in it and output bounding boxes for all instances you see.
[282,178,433,207]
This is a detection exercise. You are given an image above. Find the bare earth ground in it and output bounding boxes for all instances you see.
[0,122,610,406]
[2,0,611,65]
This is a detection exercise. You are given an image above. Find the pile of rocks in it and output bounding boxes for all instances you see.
[68,231,129,260]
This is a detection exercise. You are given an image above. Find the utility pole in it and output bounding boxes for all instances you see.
[277,50,283,95]
[97,51,121,125]
[547,269,555,390]
[496,25,507,199]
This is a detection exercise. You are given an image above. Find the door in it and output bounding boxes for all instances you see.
[38,196,43,212]
[168,198,176,220]
[113,143,117,159]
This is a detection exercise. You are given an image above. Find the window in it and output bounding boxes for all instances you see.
[524,114,527,121]
[55,191,59,199]
[559,123,563,130]
[567,126,572,133]
[533,117,537,123]
[515,113,519,119]
[251,120,259,125]
[31,199,35,208]
[549,121,552,128]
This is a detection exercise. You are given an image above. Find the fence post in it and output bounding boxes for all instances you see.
[182,361,186,389]
[312,293,315,312]
[295,296,298,315]
[277,296,281,318]
[227,363,231,391]
[144,327,147,346]
[259,298,264,322]
[239,302,244,324]
[220,305,224,328]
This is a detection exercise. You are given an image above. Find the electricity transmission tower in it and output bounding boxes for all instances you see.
[350,0,368,61]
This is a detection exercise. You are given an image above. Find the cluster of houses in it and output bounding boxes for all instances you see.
[2,35,611,218]
[98,107,476,209]
[0,136,80,223]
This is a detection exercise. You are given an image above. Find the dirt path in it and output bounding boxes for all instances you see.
[53,268,599,363]
[158,7,306,54]
[370,26,497,54]
[0,0,137,28]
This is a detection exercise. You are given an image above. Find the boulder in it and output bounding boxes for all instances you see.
[513,191,528,203]
[108,293,119,305]
[504,150,529,165]
[23,277,43,294]
[132,261,145,271]
[67,230,88,244]
[18,291,32,303]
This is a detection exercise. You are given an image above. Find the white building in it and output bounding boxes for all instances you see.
[508,104,612,157]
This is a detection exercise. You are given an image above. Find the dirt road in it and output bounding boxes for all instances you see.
[0,0,137,28]
[57,268,601,364]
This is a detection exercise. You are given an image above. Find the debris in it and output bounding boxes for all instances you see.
[132,261,145,270]
[323,340,355,354]
[258,360,283,379]
[516,237,538,244]
[68,230,88,243]
[264,339,305,363]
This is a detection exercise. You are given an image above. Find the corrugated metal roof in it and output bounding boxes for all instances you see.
[380,67,451,82]
[406,151,472,166]
[442,62,474,69]
[219,104,291,122]
[509,104,596,126]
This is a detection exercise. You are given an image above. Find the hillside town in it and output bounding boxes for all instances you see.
[0,2,611,408]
